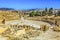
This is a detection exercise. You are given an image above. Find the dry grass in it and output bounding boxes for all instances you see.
[0,11,20,21]
[25,16,60,25]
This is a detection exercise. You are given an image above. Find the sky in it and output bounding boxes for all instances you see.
[0,0,60,10]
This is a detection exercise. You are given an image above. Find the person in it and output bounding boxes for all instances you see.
[43,25,46,31]
[2,19,5,24]
[55,20,57,26]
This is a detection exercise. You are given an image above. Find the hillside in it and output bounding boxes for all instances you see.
[0,10,20,22]
[0,8,15,10]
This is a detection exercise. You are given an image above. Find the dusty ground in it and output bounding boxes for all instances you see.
[0,16,60,40]
[25,16,60,25]
[29,29,60,40]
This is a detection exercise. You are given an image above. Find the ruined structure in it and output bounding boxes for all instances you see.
[0,10,22,23]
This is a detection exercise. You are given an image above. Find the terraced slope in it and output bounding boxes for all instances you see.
[0,10,20,23]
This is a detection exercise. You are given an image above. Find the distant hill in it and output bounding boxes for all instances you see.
[22,8,44,13]
[0,8,15,10]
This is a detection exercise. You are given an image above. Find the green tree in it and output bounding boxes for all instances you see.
[58,11,60,16]
[45,8,48,16]
[35,11,41,16]
[41,8,48,16]
[45,8,47,12]
[48,8,53,16]
[29,11,35,17]
[42,11,46,16]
